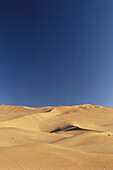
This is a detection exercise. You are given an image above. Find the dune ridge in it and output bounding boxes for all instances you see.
[0,104,113,169]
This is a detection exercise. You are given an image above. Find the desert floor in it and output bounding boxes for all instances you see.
[0,104,113,170]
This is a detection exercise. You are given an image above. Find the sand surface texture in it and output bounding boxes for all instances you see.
[0,104,113,170]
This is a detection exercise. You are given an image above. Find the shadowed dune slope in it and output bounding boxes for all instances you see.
[0,104,113,169]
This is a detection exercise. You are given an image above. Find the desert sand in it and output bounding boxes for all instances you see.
[0,104,113,169]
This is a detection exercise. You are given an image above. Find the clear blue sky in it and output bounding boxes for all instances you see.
[0,0,113,107]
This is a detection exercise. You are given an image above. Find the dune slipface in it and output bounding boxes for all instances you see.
[0,104,113,169]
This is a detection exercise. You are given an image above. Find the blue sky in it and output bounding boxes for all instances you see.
[0,0,113,107]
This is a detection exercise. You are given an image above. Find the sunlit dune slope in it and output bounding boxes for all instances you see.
[0,105,53,121]
[0,104,113,169]
[0,104,113,132]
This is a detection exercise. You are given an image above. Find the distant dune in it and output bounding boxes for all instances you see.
[0,104,113,169]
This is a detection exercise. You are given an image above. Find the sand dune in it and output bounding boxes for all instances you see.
[0,104,113,169]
